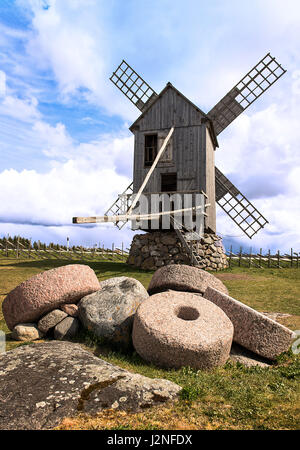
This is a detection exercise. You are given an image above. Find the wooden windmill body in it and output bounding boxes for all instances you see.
[129,82,217,233]
[73,53,286,246]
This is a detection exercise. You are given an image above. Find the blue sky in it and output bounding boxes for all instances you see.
[0,0,300,252]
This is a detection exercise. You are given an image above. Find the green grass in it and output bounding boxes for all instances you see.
[217,266,300,315]
[0,257,300,430]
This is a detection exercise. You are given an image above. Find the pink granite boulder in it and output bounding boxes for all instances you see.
[2,264,101,330]
[132,290,233,370]
[204,287,296,360]
[147,264,228,296]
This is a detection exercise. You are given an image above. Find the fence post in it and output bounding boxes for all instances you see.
[291,248,293,268]
[249,247,252,268]
[268,249,271,268]
[277,250,280,268]
[229,245,232,268]
[259,248,262,268]
[5,238,8,257]
[28,239,31,259]
[239,246,242,267]
[16,237,20,259]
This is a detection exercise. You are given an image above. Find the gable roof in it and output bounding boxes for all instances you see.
[129,82,219,148]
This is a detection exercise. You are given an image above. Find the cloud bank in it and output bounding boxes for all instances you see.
[0,0,299,252]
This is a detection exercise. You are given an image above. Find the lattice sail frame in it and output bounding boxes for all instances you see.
[215,167,268,239]
[103,182,133,230]
[110,60,157,112]
[208,53,287,135]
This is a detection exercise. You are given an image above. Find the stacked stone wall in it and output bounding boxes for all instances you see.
[127,231,228,271]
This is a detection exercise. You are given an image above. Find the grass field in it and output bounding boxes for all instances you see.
[0,257,299,430]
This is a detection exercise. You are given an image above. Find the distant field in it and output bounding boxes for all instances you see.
[0,257,299,430]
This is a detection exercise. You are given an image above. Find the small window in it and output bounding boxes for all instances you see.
[144,134,157,167]
[161,173,177,192]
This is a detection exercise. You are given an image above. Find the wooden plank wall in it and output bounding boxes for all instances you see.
[133,86,206,194]
[132,85,216,232]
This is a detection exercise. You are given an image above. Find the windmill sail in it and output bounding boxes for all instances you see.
[215,167,268,238]
[208,53,286,135]
[110,60,158,112]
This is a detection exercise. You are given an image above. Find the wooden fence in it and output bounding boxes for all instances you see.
[0,239,129,262]
[226,245,300,269]
[1,238,299,269]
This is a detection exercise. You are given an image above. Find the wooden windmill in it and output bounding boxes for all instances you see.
[73,53,286,251]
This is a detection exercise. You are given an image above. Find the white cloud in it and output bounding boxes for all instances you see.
[32,121,74,158]
[0,156,131,227]
[0,71,6,97]
[22,0,137,120]
[0,95,40,123]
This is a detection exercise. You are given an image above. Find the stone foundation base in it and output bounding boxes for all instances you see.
[127,231,228,271]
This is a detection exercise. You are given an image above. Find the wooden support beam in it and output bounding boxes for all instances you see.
[73,204,210,225]
[126,126,174,216]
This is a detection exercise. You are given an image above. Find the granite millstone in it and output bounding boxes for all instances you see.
[0,341,181,430]
[132,290,234,370]
[2,264,101,330]
[79,277,149,347]
[148,264,228,296]
[204,287,296,360]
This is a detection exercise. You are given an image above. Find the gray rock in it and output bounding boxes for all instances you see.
[38,309,68,334]
[202,236,214,245]
[60,304,79,317]
[99,277,128,289]
[78,277,149,347]
[12,323,44,341]
[160,234,177,245]
[229,343,272,368]
[54,317,80,340]
[0,341,181,430]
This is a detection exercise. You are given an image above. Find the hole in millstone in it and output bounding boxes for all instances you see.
[176,306,200,321]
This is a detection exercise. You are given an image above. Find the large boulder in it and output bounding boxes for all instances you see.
[99,276,128,289]
[78,277,149,347]
[2,264,101,330]
[132,290,233,370]
[0,341,181,430]
[204,287,296,360]
[147,264,228,296]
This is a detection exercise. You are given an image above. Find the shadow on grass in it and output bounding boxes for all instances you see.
[8,259,152,274]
